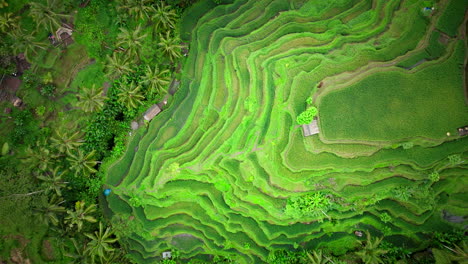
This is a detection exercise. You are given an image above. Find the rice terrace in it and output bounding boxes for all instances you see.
[0,0,467,263]
[104,0,468,262]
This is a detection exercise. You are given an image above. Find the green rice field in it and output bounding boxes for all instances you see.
[104,0,468,262]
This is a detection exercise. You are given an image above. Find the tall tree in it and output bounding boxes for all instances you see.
[116,24,147,61]
[105,53,133,79]
[306,250,332,264]
[36,166,68,196]
[116,80,145,109]
[64,201,97,232]
[355,231,388,264]
[67,149,98,176]
[8,28,47,61]
[151,2,177,32]
[117,0,154,21]
[85,222,118,263]
[34,194,66,226]
[142,65,170,96]
[50,129,84,154]
[22,141,56,172]
[158,31,182,63]
[29,0,70,32]
[0,12,19,33]
[76,84,107,113]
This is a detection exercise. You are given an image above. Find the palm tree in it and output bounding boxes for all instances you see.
[158,31,183,63]
[105,53,133,79]
[22,141,56,172]
[29,0,70,32]
[35,195,66,226]
[355,231,388,264]
[67,149,98,176]
[64,238,89,263]
[432,241,468,263]
[116,24,147,61]
[151,2,177,32]
[8,28,47,62]
[142,65,170,96]
[117,0,154,21]
[116,80,145,109]
[85,222,118,263]
[50,129,84,154]
[0,12,19,33]
[306,250,332,264]
[65,201,97,232]
[37,166,68,196]
[77,84,107,113]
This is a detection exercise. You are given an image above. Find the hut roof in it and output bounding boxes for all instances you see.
[302,119,319,137]
[143,104,161,121]
[458,126,468,136]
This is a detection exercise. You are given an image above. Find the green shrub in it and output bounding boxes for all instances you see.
[285,192,331,219]
[296,106,318,125]
[428,171,440,182]
[40,84,56,97]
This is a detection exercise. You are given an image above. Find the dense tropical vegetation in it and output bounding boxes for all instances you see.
[0,0,467,263]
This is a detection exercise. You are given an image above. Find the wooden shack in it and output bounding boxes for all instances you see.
[302,119,320,137]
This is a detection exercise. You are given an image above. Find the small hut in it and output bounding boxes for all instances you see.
[457,126,468,136]
[55,27,74,46]
[143,104,161,121]
[162,251,172,259]
[302,119,320,137]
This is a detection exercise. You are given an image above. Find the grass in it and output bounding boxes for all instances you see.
[318,41,467,142]
[435,0,467,37]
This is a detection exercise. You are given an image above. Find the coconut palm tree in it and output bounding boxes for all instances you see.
[64,238,89,263]
[151,2,177,32]
[0,12,19,33]
[40,167,68,194]
[306,250,332,264]
[158,31,183,63]
[117,0,154,21]
[37,166,68,196]
[355,231,388,264]
[29,0,70,32]
[22,141,56,172]
[77,84,107,113]
[142,65,170,96]
[85,222,118,263]
[50,129,84,154]
[0,0,8,8]
[116,80,145,109]
[67,149,98,176]
[116,24,147,61]
[35,194,66,226]
[8,28,47,62]
[65,201,97,232]
[105,53,133,79]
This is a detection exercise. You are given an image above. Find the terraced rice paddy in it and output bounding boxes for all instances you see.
[104,0,468,262]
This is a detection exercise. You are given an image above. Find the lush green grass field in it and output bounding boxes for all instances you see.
[104,0,468,262]
[318,41,467,142]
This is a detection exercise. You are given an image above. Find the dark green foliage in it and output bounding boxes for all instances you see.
[285,192,331,219]
[39,83,56,97]
[379,241,412,263]
[267,249,307,264]
[433,229,465,248]
[74,0,119,60]
[9,108,40,146]
[82,100,127,159]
